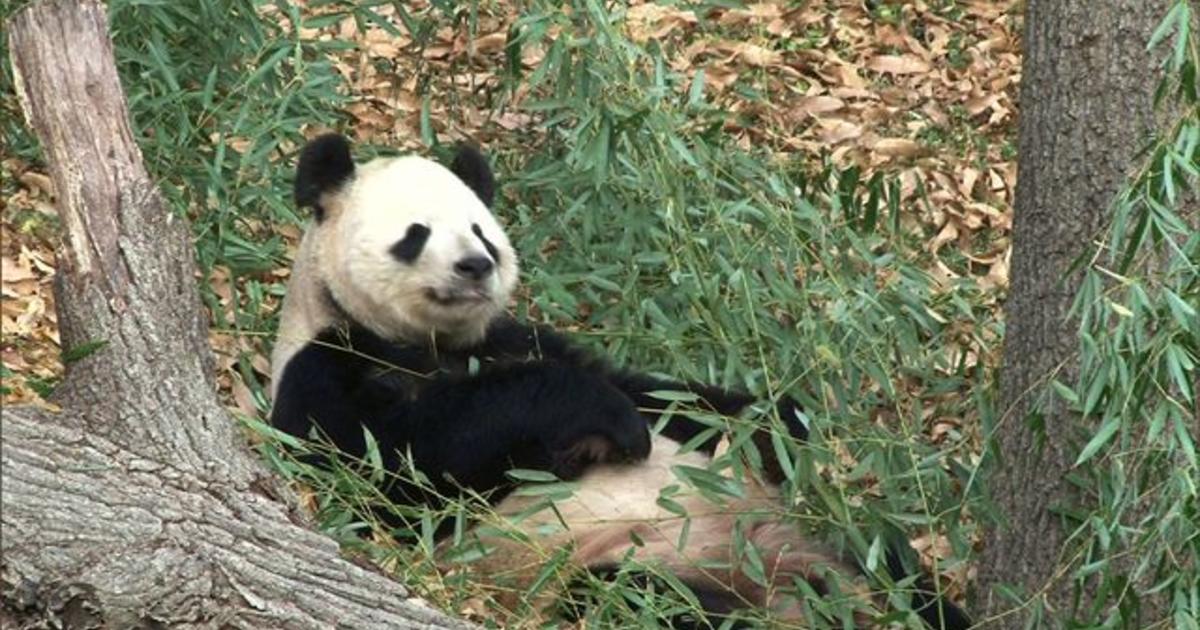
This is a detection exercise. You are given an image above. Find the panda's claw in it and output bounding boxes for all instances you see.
[548,422,650,480]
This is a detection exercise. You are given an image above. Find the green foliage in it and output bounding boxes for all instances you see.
[0,5,39,159]
[99,0,395,400]
[37,0,989,626]
[107,0,345,249]
[1020,1,1199,626]
[491,10,986,622]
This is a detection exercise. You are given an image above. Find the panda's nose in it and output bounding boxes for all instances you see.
[454,256,494,280]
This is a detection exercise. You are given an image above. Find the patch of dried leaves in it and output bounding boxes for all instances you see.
[1,158,61,406]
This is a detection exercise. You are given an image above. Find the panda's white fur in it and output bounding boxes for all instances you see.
[270,135,971,629]
[460,433,833,620]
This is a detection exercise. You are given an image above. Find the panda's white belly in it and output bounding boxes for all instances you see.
[474,434,779,572]
[450,434,831,622]
[505,433,712,524]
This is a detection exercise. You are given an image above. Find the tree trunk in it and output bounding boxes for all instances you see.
[0,2,469,628]
[976,0,1167,627]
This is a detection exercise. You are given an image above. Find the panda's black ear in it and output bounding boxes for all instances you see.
[450,144,495,208]
[295,133,355,221]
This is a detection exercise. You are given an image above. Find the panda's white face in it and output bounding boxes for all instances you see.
[315,154,518,346]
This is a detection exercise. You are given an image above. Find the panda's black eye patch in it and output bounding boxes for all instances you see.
[390,224,431,263]
[472,223,500,264]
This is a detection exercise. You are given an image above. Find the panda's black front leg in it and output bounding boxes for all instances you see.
[483,319,809,481]
[271,338,389,459]
[403,361,652,497]
[607,370,809,484]
[606,371,751,450]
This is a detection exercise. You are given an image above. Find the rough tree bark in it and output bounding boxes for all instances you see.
[0,2,469,628]
[975,0,1168,627]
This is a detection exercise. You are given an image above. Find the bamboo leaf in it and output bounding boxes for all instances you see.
[1076,417,1120,466]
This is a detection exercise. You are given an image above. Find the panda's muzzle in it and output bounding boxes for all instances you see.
[425,255,496,306]
[425,285,492,306]
[454,255,494,280]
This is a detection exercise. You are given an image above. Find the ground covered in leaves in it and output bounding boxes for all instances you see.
[2,0,1021,621]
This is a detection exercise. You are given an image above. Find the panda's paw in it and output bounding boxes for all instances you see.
[596,404,653,462]
[545,388,651,478]
[550,434,629,480]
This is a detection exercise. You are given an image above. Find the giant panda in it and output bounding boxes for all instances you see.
[269,133,972,629]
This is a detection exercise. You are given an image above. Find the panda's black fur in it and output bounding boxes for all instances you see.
[269,133,972,629]
[273,312,790,509]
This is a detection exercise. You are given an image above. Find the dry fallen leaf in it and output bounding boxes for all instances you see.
[873,138,923,158]
[230,373,260,418]
[867,54,931,75]
[817,119,863,144]
[703,65,740,91]
[720,2,783,26]
[719,42,781,68]
[626,3,697,42]
[18,172,54,197]
[966,93,1000,117]
[1,257,36,282]
[987,248,1011,290]
[471,32,507,56]
[834,63,868,89]
[928,221,960,255]
[796,95,845,116]
[960,168,980,199]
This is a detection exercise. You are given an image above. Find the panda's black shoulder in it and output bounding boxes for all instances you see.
[310,323,431,371]
[479,317,596,367]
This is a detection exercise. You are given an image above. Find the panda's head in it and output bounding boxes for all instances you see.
[292,134,518,347]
